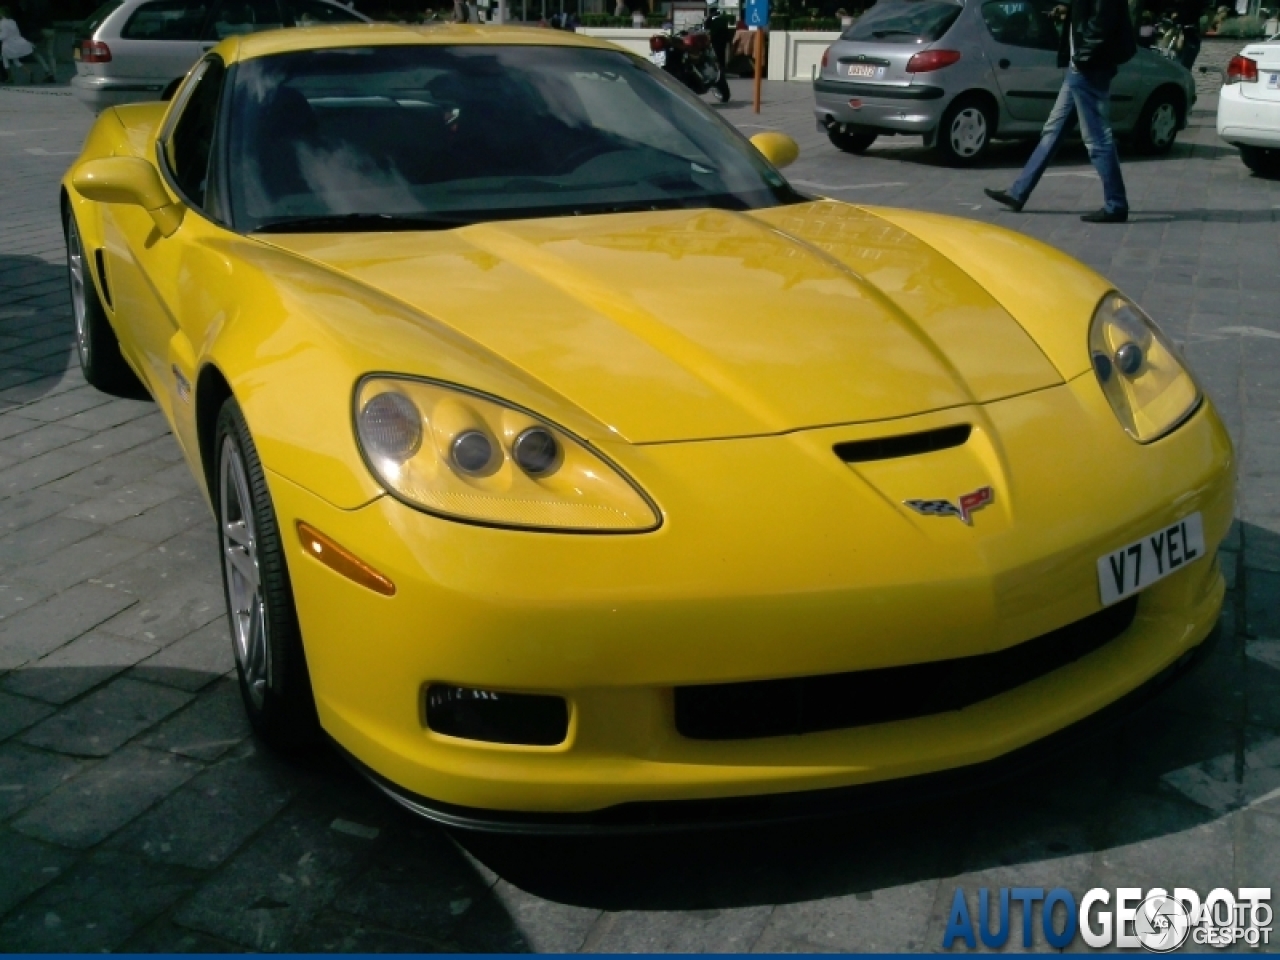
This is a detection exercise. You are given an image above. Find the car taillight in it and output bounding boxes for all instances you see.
[1226,54,1258,83]
[80,40,112,63]
[822,46,830,68]
[649,34,668,52]
[905,49,961,72]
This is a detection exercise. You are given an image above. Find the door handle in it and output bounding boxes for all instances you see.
[999,58,1011,68]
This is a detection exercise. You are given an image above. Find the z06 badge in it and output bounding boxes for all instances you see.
[904,486,994,525]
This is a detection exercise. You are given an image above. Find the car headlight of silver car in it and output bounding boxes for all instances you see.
[354,375,660,532]
[1089,292,1200,443]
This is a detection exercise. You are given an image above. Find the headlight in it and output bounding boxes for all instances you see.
[354,376,661,532]
[1089,293,1200,443]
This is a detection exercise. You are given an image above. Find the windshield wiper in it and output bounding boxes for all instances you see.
[253,212,468,234]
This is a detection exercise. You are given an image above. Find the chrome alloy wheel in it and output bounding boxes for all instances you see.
[1150,102,1177,148]
[949,107,988,158]
[66,216,90,370]
[220,436,268,709]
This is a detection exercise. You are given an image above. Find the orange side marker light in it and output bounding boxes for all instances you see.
[296,521,396,597]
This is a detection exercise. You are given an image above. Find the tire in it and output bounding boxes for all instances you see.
[160,76,182,101]
[215,397,321,753]
[827,124,879,154]
[1133,88,1181,155]
[64,210,147,398]
[1240,145,1280,178]
[936,95,994,167]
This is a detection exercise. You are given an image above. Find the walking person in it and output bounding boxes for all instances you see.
[17,0,54,81]
[984,0,1138,223]
[0,5,39,83]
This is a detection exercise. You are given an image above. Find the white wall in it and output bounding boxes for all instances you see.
[575,27,654,57]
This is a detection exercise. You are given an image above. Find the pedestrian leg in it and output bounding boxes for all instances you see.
[1007,79,1079,206]
[1067,67,1128,215]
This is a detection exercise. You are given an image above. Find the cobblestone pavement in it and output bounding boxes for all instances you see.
[1,41,1278,952]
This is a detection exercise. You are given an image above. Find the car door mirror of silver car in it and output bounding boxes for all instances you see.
[72,157,185,238]
[750,131,801,170]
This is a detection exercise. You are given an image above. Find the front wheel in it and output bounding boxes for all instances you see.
[1240,145,1280,178]
[936,95,993,167]
[64,210,147,398]
[827,124,879,154]
[1133,88,1181,154]
[216,397,321,754]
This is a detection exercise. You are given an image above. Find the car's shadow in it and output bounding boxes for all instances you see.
[453,520,1278,914]
[0,254,78,410]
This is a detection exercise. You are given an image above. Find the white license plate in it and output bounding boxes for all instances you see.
[1097,512,1205,606]
[843,64,882,78]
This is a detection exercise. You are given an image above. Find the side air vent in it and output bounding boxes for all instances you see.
[93,249,113,309]
[834,424,970,464]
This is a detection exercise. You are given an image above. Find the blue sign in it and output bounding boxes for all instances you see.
[744,0,769,28]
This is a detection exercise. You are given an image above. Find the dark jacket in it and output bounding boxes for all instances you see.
[1057,0,1137,73]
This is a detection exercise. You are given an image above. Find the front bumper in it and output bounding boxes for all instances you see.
[812,77,947,132]
[1216,82,1280,149]
[267,376,1234,819]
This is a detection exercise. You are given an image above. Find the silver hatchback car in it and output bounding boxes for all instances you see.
[71,0,368,113]
[812,0,1195,165]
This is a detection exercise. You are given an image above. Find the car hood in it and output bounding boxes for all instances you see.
[260,201,1063,444]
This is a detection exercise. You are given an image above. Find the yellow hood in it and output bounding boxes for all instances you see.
[261,200,1062,444]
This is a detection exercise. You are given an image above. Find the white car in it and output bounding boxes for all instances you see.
[1216,35,1280,176]
[71,0,368,113]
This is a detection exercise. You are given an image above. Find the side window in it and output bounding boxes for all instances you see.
[121,0,210,40]
[980,0,1060,50]
[285,0,362,24]
[203,0,285,38]
[168,58,226,209]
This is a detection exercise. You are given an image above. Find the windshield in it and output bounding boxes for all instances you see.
[842,0,963,43]
[226,44,800,233]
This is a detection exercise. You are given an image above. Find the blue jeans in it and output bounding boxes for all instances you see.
[1009,66,1129,215]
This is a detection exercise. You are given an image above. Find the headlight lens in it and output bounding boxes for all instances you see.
[1089,293,1200,443]
[354,376,660,532]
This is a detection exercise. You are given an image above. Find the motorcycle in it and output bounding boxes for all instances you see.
[649,21,731,102]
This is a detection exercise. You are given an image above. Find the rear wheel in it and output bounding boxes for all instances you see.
[216,397,321,754]
[827,124,879,154]
[64,210,146,397]
[1240,145,1280,178]
[1133,88,1181,154]
[936,95,993,166]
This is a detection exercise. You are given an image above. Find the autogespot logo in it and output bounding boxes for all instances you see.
[942,886,1273,951]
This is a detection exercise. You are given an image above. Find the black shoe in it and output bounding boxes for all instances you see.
[1081,208,1128,223]
[984,188,1024,212]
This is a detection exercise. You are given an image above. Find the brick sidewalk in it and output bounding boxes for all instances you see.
[0,70,1278,952]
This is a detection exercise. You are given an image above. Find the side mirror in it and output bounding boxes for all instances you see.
[749,131,800,170]
[72,157,184,237]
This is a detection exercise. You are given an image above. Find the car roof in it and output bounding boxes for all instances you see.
[216,22,625,63]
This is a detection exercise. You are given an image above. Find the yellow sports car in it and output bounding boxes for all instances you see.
[62,23,1233,830]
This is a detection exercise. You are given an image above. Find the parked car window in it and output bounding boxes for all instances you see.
[80,0,125,37]
[204,0,284,39]
[285,0,363,24]
[226,45,800,232]
[168,57,226,208]
[121,0,210,40]
[980,0,1060,51]
[842,0,963,43]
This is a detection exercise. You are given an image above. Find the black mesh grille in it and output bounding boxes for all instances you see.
[674,598,1139,740]
[426,685,568,746]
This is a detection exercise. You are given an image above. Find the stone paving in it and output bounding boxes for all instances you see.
[0,41,1278,952]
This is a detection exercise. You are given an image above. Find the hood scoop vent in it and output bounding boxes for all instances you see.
[834,424,971,464]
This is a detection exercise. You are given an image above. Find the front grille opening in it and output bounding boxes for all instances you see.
[834,424,971,464]
[426,684,568,746]
[675,597,1139,741]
